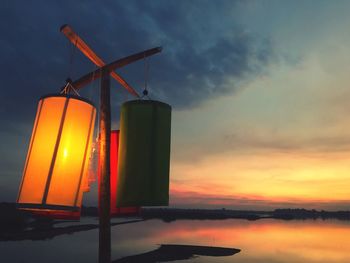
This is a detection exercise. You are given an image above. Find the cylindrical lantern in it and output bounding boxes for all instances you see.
[98,130,139,216]
[17,94,96,214]
[110,130,119,214]
[117,100,171,207]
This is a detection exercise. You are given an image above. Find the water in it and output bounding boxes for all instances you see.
[2,218,350,262]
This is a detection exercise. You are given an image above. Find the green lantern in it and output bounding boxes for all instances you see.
[117,100,171,207]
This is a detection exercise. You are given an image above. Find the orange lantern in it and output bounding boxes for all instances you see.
[17,94,96,215]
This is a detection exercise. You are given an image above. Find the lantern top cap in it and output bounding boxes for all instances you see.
[39,94,95,107]
[122,99,171,109]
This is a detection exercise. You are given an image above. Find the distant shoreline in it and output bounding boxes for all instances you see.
[2,202,350,227]
[1,202,350,241]
[81,205,350,221]
[139,207,350,221]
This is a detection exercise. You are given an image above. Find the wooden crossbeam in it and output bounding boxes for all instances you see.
[60,24,140,97]
[63,47,162,91]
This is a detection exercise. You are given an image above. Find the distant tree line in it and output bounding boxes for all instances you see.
[1,202,350,234]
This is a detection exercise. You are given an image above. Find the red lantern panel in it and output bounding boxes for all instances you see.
[98,130,139,216]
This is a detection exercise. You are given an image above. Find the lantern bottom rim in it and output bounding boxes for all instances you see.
[16,203,80,212]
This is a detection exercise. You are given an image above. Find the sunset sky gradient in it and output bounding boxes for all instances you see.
[2,1,350,210]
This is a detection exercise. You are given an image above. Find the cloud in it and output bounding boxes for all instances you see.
[220,132,350,154]
[125,1,273,108]
[172,128,350,164]
[0,0,272,125]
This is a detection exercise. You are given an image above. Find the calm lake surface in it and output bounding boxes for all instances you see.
[2,218,350,262]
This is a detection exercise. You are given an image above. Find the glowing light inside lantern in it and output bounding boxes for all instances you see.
[17,94,96,214]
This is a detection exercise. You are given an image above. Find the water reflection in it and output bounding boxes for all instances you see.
[2,218,350,262]
[112,219,350,263]
[0,219,143,241]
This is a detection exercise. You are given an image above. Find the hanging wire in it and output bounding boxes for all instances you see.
[64,36,78,96]
[84,65,101,185]
[69,84,80,96]
[87,64,98,101]
[142,55,150,99]
[144,55,149,91]
[60,79,80,96]
[67,39,72,79]
[95,67,102,141]
[123,72,128,102]
[88,67,102,184]
[68,38,78,79]
[60,81,71,95]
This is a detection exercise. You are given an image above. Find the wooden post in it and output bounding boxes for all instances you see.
[98,69,111,263]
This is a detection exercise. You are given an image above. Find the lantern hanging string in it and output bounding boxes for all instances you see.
[69,83,80,96]
[81,65,100,185]
[60,80,80,96]
[142,55,150,99]
[88,66,102,184]
[87,64,98,101]
[60,81,70,95]
[67,37,78,80]
[87,65,99,187]
[94,67,102,143]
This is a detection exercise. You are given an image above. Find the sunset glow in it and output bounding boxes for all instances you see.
[169,44,350,209]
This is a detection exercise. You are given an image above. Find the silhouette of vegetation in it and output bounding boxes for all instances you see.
[112,244,240,263]
[272,208,350,220]
[141,208,350,221]
[141,208,261,222]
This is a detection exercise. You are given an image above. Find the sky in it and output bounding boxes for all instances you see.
[2,0,350,210]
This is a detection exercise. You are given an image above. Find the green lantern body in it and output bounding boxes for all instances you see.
[117,100,171,207]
